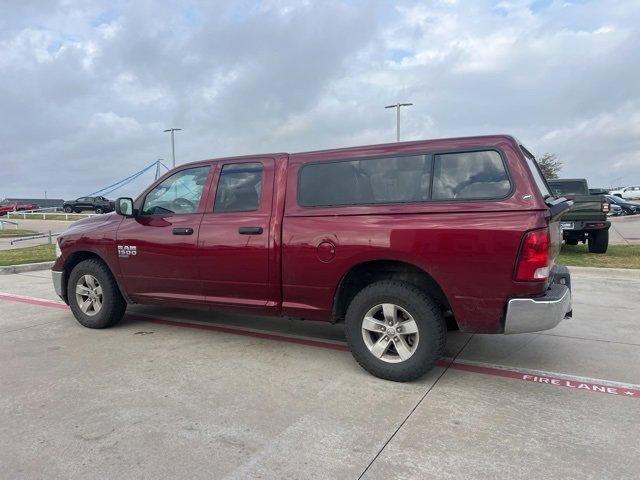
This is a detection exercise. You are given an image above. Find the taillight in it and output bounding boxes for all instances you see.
[602,202,609,213]
[515,228,550,282]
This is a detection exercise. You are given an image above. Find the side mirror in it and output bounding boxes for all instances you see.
[115,197,135,217]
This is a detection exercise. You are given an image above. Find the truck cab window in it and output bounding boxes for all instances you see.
[142,166,210,215]
[214,163,263,213]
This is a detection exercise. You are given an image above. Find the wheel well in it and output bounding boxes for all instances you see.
[60,251,107,303]
[332,260,453,324]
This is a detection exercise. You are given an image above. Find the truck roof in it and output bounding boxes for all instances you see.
[548,179,587,183]
[177,134,519,168]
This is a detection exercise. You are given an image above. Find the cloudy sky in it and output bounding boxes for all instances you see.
[1,0,639,199]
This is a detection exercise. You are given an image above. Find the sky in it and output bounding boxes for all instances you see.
[1,0,639,199]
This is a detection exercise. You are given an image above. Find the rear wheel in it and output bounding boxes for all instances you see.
[564,239,579,246]
[68,259,126,328]
[588,229,609,254]
[344,280,446,382]
[64,206,73,213]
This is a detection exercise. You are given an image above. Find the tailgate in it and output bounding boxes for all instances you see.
[561,195,606,221]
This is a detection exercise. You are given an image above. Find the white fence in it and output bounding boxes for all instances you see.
[6,207,97,221]
[10,230,60,246]
[0,219,19,230]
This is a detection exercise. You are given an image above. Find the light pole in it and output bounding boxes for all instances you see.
[155,159,164,180]
[384,102,413,142]
[163,128,182,168]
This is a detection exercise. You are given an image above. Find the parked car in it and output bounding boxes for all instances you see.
[547,178,610,253]
[608,203,623,216]
[0,200,38,216]
[63,196,114,214]
[609,186,640,200]
[606,195,639,215]
[52,135,573,382]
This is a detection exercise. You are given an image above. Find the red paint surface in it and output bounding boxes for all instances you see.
[1,291,637,399]
[52,135,560,333]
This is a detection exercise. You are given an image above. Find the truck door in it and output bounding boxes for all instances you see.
[116,164,212,304]
[198,158,276,311]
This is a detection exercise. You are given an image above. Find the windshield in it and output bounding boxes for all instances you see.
[520,146,552,197]
[548,181,588,196]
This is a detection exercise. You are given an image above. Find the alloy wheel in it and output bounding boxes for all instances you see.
[361,303,419,363]
[75,274,103,316]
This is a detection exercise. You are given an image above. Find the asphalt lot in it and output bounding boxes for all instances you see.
[1,268,639,479]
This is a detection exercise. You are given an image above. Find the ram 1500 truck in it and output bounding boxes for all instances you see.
[52,135,573,381]
[547,178,610,253]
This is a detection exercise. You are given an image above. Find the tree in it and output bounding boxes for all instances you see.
[537,153,563,180]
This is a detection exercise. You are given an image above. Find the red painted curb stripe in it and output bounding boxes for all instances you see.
[0,292,69,310]
[1,291,638,398]
[442,360,640,398]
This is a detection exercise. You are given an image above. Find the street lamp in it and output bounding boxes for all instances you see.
[155,159,165,180]
[163,128,182,168]
[384,103,413,142]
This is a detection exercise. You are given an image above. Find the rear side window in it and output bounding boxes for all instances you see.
[214,163,263,213]
[298,155,431,207]
[432,151,510,200]
[548,181,586,196]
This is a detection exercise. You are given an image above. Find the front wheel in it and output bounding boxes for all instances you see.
[588,229,609,254]
[95,207,104,214]
[68,259,126,328]
[344,280,446,382]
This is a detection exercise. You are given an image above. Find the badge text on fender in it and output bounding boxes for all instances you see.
[118,245,137,258]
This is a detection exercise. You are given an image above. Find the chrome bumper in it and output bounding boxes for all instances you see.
[504,283,572,334]
[52,270,63,299]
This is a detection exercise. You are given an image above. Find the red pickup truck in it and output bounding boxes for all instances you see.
[0,201,39,216]
[52,135,572,381]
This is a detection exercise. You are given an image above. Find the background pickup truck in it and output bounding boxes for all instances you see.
[0,201,38,216]
[52,135,573,382]
[547,178,610,253]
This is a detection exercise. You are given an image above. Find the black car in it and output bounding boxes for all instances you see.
[63,196,114,214]
[606,195,639,215]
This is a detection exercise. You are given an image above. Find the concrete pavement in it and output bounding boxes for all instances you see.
[0,268,638,479]
[610,215,640,245]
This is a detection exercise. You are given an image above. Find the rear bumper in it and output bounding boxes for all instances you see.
[562,220,610,231]
[504,266,572,334]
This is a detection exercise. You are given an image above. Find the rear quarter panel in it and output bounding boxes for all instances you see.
[281,136,549,333]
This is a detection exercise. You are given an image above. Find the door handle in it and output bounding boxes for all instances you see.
[239,226,263,235]
[172,227,194,235]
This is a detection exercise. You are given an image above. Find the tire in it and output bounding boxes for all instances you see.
[64,206,73,213]
[95,207,104,214]
[68,259,126,329]
[344,280,446,382]
[564,239,579,246]
[588,229,609,254]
